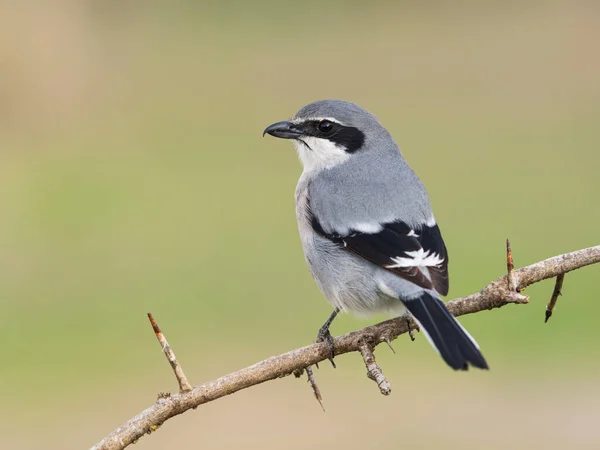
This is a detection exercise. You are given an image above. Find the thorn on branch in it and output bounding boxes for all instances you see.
[545,274,565,323]
[383,337,396,354]
[305,366,325,411]
[147,313,192,393]
[358,340,391,396]
[506,239,517,292]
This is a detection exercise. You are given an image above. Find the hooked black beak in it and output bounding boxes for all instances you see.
[262,120,303,139]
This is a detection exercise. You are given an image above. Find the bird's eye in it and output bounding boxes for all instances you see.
[317,120,334,133]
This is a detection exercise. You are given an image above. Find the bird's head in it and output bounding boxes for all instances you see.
[263,100,388,172]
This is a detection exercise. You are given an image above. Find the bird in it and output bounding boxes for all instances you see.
[263,100,488,371]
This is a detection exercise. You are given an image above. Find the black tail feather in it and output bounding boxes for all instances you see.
[404,292,488,370]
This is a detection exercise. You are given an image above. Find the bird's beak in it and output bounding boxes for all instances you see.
[263,120,303,139]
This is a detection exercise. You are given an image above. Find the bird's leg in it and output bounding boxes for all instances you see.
[406,317,415,341]
[316,307,340,368]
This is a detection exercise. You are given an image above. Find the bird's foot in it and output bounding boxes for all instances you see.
[316,324,336,369]
[314,308,340,369]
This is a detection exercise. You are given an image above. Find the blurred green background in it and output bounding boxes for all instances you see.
[1,1,599,449]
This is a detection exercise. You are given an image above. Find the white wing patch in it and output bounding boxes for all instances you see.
[351,222,383,234]
[385,248,444,269]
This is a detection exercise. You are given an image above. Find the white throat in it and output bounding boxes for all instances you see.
[294,136,350,172]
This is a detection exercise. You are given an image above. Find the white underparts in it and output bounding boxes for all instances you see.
[294,137,350,172]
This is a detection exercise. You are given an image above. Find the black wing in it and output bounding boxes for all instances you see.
[311,215,449,296]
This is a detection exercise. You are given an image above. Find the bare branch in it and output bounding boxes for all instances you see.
[147,313,192,393]
[91,245,600,450]
[545,274,565,322]
[358,339,391,395]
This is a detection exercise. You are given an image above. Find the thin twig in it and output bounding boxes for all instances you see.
[506,239,515,291]
[147,313,192,393]
[92,245,600,450]
[545,274,565,323]
[305,366,325,411]
[358,340,391,396]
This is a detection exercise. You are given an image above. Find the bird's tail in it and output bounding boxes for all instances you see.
[403,292,488,370]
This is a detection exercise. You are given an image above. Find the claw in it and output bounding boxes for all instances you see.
[406,317,415,341]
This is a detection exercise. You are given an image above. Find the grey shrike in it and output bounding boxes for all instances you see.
[263,100,488,371]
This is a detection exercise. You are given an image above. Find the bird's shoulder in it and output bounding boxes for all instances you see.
[306,151,432,235]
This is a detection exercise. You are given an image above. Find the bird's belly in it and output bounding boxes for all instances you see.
[302,234,407,316]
